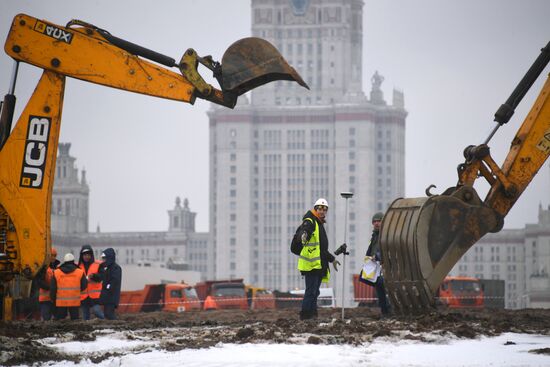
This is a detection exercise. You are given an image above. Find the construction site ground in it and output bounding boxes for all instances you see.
[1,307,550,366]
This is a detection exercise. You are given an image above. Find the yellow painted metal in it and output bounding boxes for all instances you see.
[3,294,13,321]
[0,13,309,320]
[0,71,64,284]
[486,75,550,216]
[5,14,196,103]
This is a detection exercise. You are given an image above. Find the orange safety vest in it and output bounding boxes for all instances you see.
[79,261,102,300]
[38,267,54,302]
[53,267,85,307]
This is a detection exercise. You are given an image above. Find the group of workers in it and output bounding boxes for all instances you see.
[38,198,387,322]
[293,198,390,320]
[36,245,122,321]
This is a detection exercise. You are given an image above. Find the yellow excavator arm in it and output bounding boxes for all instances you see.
[485,75,550,216]
[380,41,550,313]
[0,14,307,320]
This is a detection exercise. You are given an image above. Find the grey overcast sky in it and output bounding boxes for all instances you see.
[1,0,549,232]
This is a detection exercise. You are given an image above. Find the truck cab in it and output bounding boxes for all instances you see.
[195,279,248,310]
[119,283,200,313]
[162,284,201,312]
[437,276,484,309]
[246,286,276,309]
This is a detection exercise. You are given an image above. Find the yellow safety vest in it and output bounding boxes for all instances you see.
[297,218,330,283]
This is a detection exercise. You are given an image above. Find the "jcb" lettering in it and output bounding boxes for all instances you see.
[20,116,50,189]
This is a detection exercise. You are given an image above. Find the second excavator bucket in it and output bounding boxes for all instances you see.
[220,37,309,95]
[379,186,500,313]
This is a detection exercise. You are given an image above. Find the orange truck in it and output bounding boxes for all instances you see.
[118,283,201,313]
[353,274,378,307]
[194,279,248,310]
[437,276,484,309]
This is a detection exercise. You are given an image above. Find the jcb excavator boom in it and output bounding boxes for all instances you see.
[380,41,550,313]
[0,14,307,320]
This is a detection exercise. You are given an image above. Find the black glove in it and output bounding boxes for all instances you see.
[332,260,341,272]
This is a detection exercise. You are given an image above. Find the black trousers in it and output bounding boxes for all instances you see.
[301,272,322,313]
[40,301,55,321]
[55,306,79,320]
[375,276,390,315]
[103,304,117,320]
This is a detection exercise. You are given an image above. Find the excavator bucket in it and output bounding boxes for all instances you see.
[220,37,309,95]
[378,41,550,314]
[379,186,500,313]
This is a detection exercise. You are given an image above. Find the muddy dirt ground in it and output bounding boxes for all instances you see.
[1,308,550,366]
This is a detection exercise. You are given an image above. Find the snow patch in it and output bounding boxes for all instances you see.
[41,332,157,354]
[26,332,550,367]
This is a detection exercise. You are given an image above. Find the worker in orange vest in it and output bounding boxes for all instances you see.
[78,245,105,320]
[36,247,60,320]
[50,253,87,320]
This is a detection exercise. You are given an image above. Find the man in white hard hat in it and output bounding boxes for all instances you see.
[291,198,340,320]
[50,253,87,320]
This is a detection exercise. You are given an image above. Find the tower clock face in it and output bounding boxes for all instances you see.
[290,0,310,16]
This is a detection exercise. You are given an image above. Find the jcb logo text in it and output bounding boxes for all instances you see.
[20,116,50,189]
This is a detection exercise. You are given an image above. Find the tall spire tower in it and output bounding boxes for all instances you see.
[208,0,407,301]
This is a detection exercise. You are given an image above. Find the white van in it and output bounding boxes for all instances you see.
[290,287,335,308]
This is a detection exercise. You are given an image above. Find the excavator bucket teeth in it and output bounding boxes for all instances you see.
[379,186,500,314]
[221,37,309,95]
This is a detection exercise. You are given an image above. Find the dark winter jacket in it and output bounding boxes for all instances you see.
[78,244,96,272]
[98,248,122,306]
[36,259,60,290]
[50,262,87,303]
[298,210,335,277]
[366,229,382,261]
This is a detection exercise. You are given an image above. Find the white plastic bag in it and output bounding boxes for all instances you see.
[359,256,381,284]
